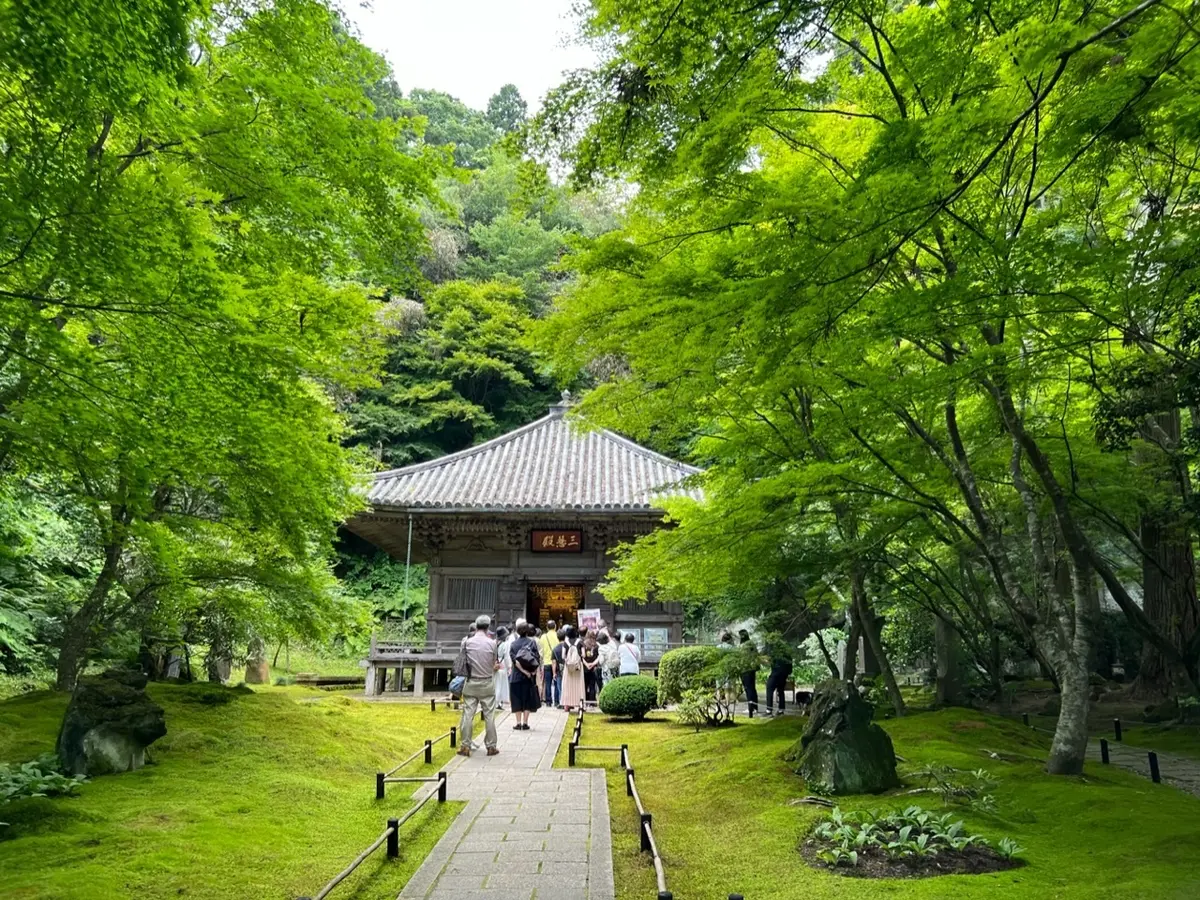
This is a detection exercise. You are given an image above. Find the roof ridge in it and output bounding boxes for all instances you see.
[375,413,557,480]
[375,414,700,482]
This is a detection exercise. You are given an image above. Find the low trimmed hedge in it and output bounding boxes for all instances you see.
[656,645,723,706]
[598,675,658,720]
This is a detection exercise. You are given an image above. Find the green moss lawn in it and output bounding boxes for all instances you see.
[0,685,463,899]
[561,708,1200,900]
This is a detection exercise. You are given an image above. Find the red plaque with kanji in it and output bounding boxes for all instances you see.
[530,530,583,552]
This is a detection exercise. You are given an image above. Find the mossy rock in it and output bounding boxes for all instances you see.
[56,669,167,776]
[784,679,899,794]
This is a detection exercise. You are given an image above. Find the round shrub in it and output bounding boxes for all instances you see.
[598,675,658,720]
[656,645,722,706]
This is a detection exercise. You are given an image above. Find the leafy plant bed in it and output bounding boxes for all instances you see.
[801,805,1025,880]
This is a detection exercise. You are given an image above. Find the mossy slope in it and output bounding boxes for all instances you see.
[563,708,1200,900]
[0,686,462,899]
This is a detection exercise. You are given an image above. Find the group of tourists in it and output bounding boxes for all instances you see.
[453,614,644,758]
[724,628,795,717]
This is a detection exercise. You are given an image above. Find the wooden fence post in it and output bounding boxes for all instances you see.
[438,771,448,803]
[1100,738,1110,764]
[450,726,457,748]
[424,739,432,764]
[1149,751,1161,783]
[626,768,635,796]
[387,818,399,858]
[640,813,653,852]
[376,772,385,800]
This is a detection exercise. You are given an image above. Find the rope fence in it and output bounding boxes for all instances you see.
[1014,712,1167,784]
[299,719,460,900]
[568,709,745,899]
[376,728,457,799]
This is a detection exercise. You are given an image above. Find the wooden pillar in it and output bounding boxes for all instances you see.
[413,662,426,697]
[365,664,378,697]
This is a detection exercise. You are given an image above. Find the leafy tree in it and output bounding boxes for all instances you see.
[404,88,499,169]
[0,0,441,688]
[486,84,529,134]
[535,0,1200,775]
[348,281,558,465]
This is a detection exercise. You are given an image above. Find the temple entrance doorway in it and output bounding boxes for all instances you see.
[527,583,585,632]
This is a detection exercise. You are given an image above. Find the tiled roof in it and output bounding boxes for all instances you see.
[368,406,703,512]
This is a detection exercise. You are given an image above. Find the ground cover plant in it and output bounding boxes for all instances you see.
[561,708,1200,900]
[802,804,1023,878]
[0,685,462,899]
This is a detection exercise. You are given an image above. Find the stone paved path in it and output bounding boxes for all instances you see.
[399,707,614,900]
[1086,738,1200,798]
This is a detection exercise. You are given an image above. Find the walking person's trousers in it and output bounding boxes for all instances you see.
[765,663,792,713]
[740,670,759,714]
[460,677,498,750]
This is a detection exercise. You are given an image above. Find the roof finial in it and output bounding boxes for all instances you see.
[549,388,572,417]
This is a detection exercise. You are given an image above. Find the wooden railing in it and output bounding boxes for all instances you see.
[298,722,455,900]
[375,728,455,799]
[566,710,669,899]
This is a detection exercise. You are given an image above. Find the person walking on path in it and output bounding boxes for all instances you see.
[618,631,641,676]
[763,636,794,716]
[508,622,541,730]
[494,626,512,710]
[561,627,586,711]
[538,620,560,707]
[458,614,501,758]
[582,630,601,702]
[737,629,760,715]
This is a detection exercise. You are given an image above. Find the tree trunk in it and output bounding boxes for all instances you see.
[1133,512,1199,698]
[934,616,965,706]
[843,606,861,682]
[852,570,907,715]
[1046,555,1098,775]
[54,538,123,692]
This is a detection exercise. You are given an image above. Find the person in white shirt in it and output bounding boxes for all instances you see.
[618,632,641,676]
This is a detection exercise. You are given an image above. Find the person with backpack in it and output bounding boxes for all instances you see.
[508,622,541,730]
[455,614,501,758]
[558,626,585,711]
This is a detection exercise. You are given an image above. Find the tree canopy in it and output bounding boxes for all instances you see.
[534,0,1200,773]
[0,0,442,688]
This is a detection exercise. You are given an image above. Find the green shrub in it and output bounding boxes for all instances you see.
[1,754,87,805]
[599,675,658,720]
[656,645,722,705]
